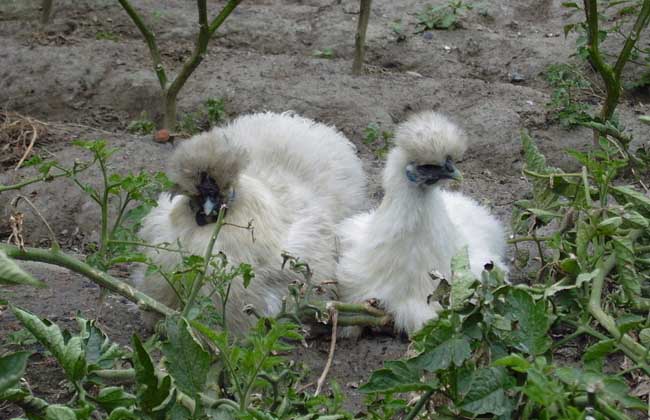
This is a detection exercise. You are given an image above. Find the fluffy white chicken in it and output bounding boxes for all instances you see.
[335,111,507,335]
[133,112,366,332]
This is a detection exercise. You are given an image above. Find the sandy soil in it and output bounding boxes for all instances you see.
[1,0,649,415]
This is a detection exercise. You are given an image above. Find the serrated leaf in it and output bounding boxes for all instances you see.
[78,317,123,371]
[450,247,478,310]
[132,334,173,414]
[0,251,46,288]
[96,387,136,412]
[501,290,551,356]
[616,314,645,334]
[411,336,472,372]
[360,360,435,394]
[161,317,210,398]
[556,367,645,410]
[621,210,648,229]
[583,339,616,371]
[0,351,31,394]
[460,367,513,416]
[12,306,86,382]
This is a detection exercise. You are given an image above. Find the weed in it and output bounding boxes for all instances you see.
[126,113,155,135]
[205,97,226,127]
[313,48,335,59]
[416,1,472,32]
[363,123,393,159]
[95,31,119,41]
[178,112,200,135]
[545,63,594,127]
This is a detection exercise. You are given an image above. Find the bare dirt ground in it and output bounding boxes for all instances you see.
[1,0,650,416]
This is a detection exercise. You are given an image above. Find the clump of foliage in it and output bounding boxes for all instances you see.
[177,97,229,135]
[415,1,473,32]
[562,0,650,126]
[313,48,335,59]
[126,112,155,135]
[363,123,393,160]
[545,63,594,127]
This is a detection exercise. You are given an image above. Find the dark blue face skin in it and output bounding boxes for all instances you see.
[191,172,222,226]
[406,156,460,185]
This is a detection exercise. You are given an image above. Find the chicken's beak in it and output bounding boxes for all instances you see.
[447,165,463,182]
[203,197,217,216]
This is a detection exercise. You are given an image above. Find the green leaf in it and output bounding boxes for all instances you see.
[0,251,46,288]
[132,334,174,415]
[597,216,622,235]
[613,236,640,298]
[501,290,551,356]
[450,247,478,310]
[582,339,616,371]
[106,407,139,420]
[360,360,435,394]
[411,336,472,372]
[0,351,31,394]
[11,306,86,382]
[640,328,650,347]
[96,387,136,412]
[459,367,513,416]
[616,314,645,334]
[556,367,645,409]
[161,317,210,398]
[45,405,78,420]
[493,354,530,373]
[78,317,123,371]
[611,186,650,216]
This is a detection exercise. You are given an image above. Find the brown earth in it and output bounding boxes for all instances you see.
[1,0,649,416]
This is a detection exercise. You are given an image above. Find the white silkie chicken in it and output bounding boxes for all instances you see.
[133,112,366,333]
[336,111,507,335]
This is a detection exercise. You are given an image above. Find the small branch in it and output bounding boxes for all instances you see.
[117,0,168,90]
[315,309,337,396]
[404,388,435,420]
[0,172,67,194]
[588,230,649,361]
[352,0,372,75]
[40,0,53,25]
[0,243,177,318]
[107,239,185,254]
[208,0,243,35]
[181,204,227,318]
[508,235,552,244]
[14,120,39,170]
[12,195,60,252]
[613,0,650,79]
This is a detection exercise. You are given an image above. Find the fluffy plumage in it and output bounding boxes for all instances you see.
[133,112,366,332]
[335,111,507,334]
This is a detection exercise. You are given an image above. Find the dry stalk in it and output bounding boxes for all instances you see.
[315,307,338,396]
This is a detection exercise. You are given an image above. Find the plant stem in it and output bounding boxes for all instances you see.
[404,388,435,420]
[0,172,68,194]
[107,239,185,254]
[181,205,227,318]
[117,0,167,90]
[40,0,53,25]
[164,0,242,130]
[352,0,372,75]
[588,230,648,360]
[508,235,552,244]
[0,243,177,317]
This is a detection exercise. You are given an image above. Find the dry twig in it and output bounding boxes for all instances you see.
[315,307,338,396]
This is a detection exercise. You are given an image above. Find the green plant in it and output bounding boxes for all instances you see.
[313,48,335,59]
[117,0,242,131]
[563,0,650,138]
[205,98,226,127]
[416,1,473,32]
[545,63,594,127]
[126,113,155,135]
[95,31,119,41]
[363,123,393,159]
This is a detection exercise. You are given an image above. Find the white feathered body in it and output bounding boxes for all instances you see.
[335,114,507,334]
[134,112,366,332]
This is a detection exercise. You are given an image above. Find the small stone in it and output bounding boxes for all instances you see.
[422,31,433,40]
[509,71,525,83]
[443,45,452,52]
[154,129,170,143]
